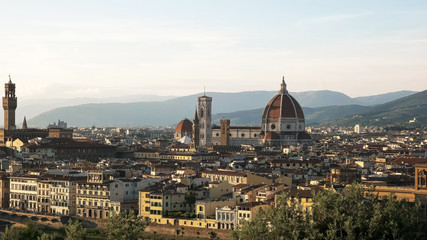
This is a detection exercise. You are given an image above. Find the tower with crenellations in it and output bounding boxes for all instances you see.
[2,75,17,130]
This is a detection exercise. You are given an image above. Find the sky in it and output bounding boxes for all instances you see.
[0,0,426,100]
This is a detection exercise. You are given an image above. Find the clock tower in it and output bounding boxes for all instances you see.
[3,75,17,130]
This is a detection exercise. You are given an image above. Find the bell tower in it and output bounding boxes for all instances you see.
[3,75,17,130]
[198,94,212,146]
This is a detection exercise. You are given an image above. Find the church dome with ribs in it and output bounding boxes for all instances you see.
[262,90,304,120]
[176,119,192,133]
[261,78,306,135]
[174,118,193,141]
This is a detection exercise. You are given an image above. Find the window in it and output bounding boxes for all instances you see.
[271,124,276,130]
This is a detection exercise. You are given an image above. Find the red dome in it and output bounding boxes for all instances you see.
[264,132,280,140]
[175,119,192,133]
[262,94,304,119]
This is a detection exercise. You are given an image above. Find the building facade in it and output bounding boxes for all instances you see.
[9,174,38,211]
[76,170,114,219]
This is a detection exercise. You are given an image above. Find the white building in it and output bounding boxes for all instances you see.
[48,175,84,216]
[354,124,361,134]
[9,174,38,211]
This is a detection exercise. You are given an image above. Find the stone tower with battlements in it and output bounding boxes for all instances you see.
[220,119,230,146]
[198,94,212,146]
[3,76,17,130]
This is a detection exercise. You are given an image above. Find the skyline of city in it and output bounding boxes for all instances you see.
[0,1,426,239]
[1,1,426,100]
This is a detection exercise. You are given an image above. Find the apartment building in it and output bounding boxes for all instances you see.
[49,175,85,216]
[76,170,114,219]
[138,183,190,223]
[9,174,38,211]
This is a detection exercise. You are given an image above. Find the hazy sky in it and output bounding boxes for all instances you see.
[0,0,426,100]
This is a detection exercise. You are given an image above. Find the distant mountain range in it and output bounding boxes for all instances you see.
[22,90,419,128]
[17,94,177,122]
[214,90,427,127]
[329,90,427,126]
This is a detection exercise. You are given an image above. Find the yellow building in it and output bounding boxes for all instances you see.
[195,199,236,219]
[273,188,314,212]
[37,178,50,214]
[138,184,190,223]
[236,202,268,225]
[201,170,272,185]
[208,181,233,200]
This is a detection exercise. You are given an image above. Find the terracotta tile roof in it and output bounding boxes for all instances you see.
[262,93,305,120]
[175,119,193,133]
[288,188,313,198]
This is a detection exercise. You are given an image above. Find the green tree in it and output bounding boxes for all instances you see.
[233,184,422,240]
[233,193,313,240]
[65,219,87,240]
[19,222,41,240]
[368,194,420,239]
[1,225,21,240]
[37,233,57,240]
[185,191,197,209]
[103,210,147,240]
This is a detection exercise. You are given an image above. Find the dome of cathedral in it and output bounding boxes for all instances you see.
[175,119,193,133]
[262,82,304,120]
[261,78,306,134]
